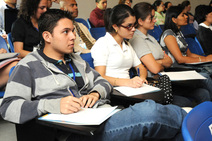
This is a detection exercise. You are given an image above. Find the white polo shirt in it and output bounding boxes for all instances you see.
[91,32,141,79]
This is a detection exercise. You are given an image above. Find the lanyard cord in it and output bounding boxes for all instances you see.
[68,62,75,81]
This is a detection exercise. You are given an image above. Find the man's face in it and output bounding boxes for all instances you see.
[96,0,107,10]
[49,18,76,54]
[64,0,78,19]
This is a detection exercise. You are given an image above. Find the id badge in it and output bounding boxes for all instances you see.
[79,43,87,49]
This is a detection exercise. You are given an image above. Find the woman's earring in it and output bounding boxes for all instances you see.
[115,29,118,32]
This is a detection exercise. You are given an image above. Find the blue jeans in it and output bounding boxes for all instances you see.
[67,100,187,141]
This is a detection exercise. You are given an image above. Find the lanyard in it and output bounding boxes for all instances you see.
[68,62,75,81]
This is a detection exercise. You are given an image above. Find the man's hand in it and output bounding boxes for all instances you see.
[80,92,100,108]
[60,96,83,114]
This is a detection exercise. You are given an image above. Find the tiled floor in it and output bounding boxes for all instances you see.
[0,116,17,141]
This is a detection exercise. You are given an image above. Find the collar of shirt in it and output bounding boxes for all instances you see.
[105,32,128,52]
[199,23,212,30]
[38,49,72,65]
[135,29,154,42]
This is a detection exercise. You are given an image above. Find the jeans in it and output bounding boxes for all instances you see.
[67,100,187,141]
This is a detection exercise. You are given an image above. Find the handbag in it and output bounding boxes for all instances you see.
[148,74,173,104]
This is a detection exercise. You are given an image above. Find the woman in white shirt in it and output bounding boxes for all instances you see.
[91,4,147,88]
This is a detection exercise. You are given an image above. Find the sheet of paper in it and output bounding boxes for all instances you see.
[39,106,120,125]
[160,71,206,81]
[185,61,212,65]
[0,53,19,60]
[114,84,161,96]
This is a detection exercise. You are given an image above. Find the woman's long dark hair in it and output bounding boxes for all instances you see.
[163,6,184,34]
[104,4,135,33]
[18,0,42,21]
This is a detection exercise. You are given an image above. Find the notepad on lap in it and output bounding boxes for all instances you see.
[114,84,161,96]
[160,71,206,81]
[39,106,120,125]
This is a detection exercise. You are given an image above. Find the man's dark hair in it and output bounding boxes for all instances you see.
[38,9,73,48]
[195,5,212,24]
[18,0,42,21]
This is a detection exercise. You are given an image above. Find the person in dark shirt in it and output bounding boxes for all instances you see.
[195,5,212,55]
[11,0,47,58]
[89,0,107,27]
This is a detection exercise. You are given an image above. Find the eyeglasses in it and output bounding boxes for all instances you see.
[119,23,137,31]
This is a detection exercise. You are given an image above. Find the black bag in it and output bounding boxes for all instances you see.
[148,74,173,104]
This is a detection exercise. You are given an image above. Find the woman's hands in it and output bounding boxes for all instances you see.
[128,76,147,88]
[60,92,100,114]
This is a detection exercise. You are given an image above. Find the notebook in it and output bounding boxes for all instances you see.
[39,106,120,125]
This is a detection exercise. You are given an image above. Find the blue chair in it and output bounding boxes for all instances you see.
[75,18,89,29]
[182,101,212,141]
[181,24,196,38]
[80,53,94,69]
[0,91,4,98]
[148,25,162,42]
[89,27,106,40]
[0,35,9,52]
[7,33,14,52]
[185,38,205,56]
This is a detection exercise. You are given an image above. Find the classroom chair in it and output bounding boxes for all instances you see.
[182,101,212,141]
[148,25,163,42]
[75,18,89,29]
[7,33,14,53]
[0,36,9,52]
[89,27,106,40]
[185,38,205,56]
[80,53,94,69]
[181,24,196,38]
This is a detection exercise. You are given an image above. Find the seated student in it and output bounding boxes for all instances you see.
[91,5,147,88]
[0,9,187,141]
[160,6,212,67]
[164,1,172,13]
[60,0,96,54]
[11,0,47,58]
[152,0,165,25]
[160,5,212,100]
[0,48,19,91]
[89,0,107,28]
[195,5,212,55]
[181,0,194,24]
[130,2,210,106]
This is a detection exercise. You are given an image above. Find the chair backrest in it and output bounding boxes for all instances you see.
[74,18,89,29]
[0,36,9,52]
[185,38,205,56]
[148,26,162,42]
[89,27,106,40]
[0,91,4,98]
[181,24,196,38]
[7,33,14,52]
[87,18,94,29]
[80,53,94,69]
[182,101,212,141]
